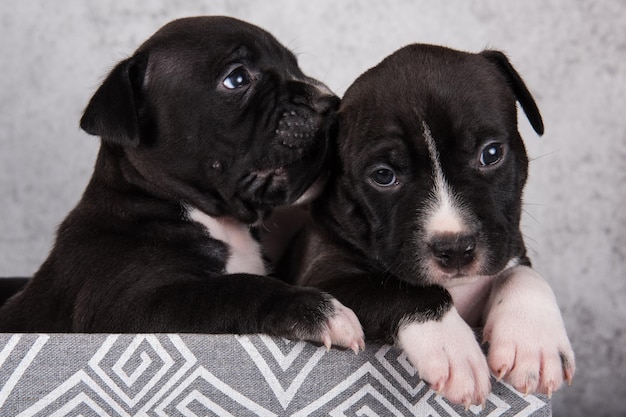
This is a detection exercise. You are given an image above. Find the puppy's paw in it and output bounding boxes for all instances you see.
[398,307,491,407]
[320,298,366,354]
[285,292,365,353]
[483,266,576,397]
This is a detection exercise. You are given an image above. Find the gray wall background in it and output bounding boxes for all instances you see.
[1,1,624,416]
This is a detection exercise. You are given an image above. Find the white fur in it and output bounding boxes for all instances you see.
[443,275,497,327]
[483,265,576,396]
[319,299,365,353]
[397,306,491,406]
[187,207,266,275]
[442,258,521,327]
[421,123,467,236]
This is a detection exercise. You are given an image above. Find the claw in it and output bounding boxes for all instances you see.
[464,399,471,412]
[322,333,331,352]
[560,352,575,387]
[524,385,531,397]
[433,381,444,395]
[565,369,574,386]
[547,386,553,399]
[350,341,360,355]
[496,367,507,382]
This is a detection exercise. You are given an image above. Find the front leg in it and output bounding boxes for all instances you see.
[74,273,364,352]
[397,306,492,407]
[483,265,576,396]
[320,276,491,407]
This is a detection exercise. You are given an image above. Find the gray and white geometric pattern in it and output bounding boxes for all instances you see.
[0,334,551,416]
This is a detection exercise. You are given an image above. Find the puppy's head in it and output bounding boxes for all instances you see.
[319,44,543,286]
[81,16,338,223]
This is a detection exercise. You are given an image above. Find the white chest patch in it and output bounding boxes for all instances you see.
[442,259,522,326]
[187,207,266,276]
[443,275,497,327]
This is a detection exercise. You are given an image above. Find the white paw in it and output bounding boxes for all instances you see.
[320,298,365,354]
[483,266,575,396]
[397,307,491,407]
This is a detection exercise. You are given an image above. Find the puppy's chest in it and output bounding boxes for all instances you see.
[187,208,266,276]
[444,275,498,327]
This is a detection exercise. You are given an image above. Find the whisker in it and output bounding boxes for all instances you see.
[522,208,541,224]
[529,149,560,162]
[523,233,539,245]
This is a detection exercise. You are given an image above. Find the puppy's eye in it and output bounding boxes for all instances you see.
[479,142,505,166]
[370,165,398,187]
[223,67,251,89]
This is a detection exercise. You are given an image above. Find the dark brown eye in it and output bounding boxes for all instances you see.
[370,165,398,187]
[480,143,504,166]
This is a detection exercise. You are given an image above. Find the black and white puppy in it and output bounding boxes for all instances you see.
[290,44,575,406]
[0,16,364,352]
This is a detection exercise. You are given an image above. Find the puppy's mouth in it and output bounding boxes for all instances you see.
[413,234,491,285]
[237,138,328,210]
[424,247,514,286]
[429,266,480,283]
[233,87,337,218]
[239,166,290,201]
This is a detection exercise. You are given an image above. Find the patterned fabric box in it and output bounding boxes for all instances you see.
[0,334,550,416]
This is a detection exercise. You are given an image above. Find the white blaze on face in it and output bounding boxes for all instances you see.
[421,122,467,236]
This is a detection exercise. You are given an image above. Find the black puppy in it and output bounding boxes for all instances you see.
[0,16,364,352]
[290,44,575,406]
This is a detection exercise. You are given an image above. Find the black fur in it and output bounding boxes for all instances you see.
[288,44,543,342]
[0,16,343,338]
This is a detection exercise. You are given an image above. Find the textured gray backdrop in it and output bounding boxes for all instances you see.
[1,1,624,416]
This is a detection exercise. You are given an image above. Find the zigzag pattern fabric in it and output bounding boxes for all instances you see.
[0,334,551,416]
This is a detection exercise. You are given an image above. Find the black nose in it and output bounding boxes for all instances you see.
[289,80,340,114]
[430,234,476,271]
[311,94,340,114]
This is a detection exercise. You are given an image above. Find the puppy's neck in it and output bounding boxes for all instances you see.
[443,258,524,327]
[186,207,266,276]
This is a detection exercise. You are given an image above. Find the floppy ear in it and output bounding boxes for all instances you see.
[80,53,148,146]
[480,50,544,135]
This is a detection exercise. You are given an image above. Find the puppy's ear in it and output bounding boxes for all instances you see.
[80,53,148,146]
[480,50,544,135]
